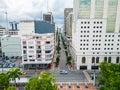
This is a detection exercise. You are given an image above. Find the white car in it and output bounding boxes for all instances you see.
[59,70,68,74]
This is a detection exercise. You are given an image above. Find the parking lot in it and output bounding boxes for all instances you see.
[0,56,22,71]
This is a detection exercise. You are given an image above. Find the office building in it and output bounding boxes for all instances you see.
[21,33,54,69]
[72,0,120,70]
[64,8,73,36]
[43,12,54,24]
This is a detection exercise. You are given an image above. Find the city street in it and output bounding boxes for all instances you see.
[59,36,68,70]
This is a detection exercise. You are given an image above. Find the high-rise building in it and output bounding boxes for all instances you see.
[43,12,54,24]
[72,0,120,70]
[64,8,73,35]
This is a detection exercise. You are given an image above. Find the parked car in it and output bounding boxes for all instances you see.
[59,70,68,74]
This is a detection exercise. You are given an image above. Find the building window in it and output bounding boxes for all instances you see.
[92,57,95,63]
[96,57,99,63]
[116,57,119,63]
[104,57,107,62]
[108,57,111,63]
[46,41,50,44]
[28,46,34,49]
[82,57,86,64]
[23,41,26,44]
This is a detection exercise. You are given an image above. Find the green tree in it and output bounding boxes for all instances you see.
[56,55,60,67]
[7,68,21,88]
[0,73,9,90]
[99,62,120,90]
[66,56,72,66]
[6,85,16,90]
[26,72,58,90]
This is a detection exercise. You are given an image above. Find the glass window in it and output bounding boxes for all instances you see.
[79,0,91,18]
[95,0,104,18]
[82,57,86,63]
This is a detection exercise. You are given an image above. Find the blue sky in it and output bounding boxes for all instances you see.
[0,0,73,28]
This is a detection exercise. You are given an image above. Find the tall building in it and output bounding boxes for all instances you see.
[64,8,73,36]
[66,12,73,42]
[72,0,120,70]
[43,12,54,24]
[21,33,54,69]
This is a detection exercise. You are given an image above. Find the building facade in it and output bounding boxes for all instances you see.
[72,0,120,70]
[64,8,73,36]
[1,35,21,57]
[66,12,73,42]
[0,25,6,36]
[19,20,55,35]
[43,12,54,24]
[21,33,54,69]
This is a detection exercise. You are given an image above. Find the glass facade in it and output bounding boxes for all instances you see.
[95,0,104,18]
[106,0,118,33]
[79,0,91,18]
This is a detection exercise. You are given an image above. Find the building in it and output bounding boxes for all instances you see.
[72,0,120,70]
[1,35,21,57]
[64,8,73,36]
[0,25,6,36]
[66,12,73,42]
[19,20,55,35]
[21,33,54,69]
[43,12,54,24]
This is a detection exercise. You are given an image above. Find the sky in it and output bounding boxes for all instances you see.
[0,0,73,28]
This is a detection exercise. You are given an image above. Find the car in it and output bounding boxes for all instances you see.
[59,70,68,74]
[20,71,26,75]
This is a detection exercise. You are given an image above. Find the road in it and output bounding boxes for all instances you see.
[59,36,68,70]
[54,70,88,82]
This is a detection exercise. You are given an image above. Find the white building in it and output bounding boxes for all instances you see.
[72,0,120,70]
[66,12,73,42]
[21,33,54,69]
[1,35,21,57]
[0,25,6,36]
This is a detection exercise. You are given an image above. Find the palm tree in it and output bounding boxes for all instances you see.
[7,68,21,88]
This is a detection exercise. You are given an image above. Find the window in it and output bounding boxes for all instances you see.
[46,41,50,44]
[23,46,26,49]
[45,51,51,53]
[104,57,107,62]
[23,50,26,54]
[108,57,111,63]
[28,46,34,49]
[23,41,26,44]
[116,57,119,63]
[82,57,86,64]
[96,57,99,63]
[92,57,95,63]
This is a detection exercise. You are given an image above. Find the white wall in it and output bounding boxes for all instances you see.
[19,21,35,35]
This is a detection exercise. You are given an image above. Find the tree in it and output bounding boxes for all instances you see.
[0,73,9,90]
[26,72,58,90]
[7,68,21,88]
[56,55,60,67]
[99,62,120,90]
[6,85,16,90]
[66,56,72,66]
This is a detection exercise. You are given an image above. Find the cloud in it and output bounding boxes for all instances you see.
[0,0,73,27]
